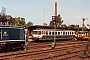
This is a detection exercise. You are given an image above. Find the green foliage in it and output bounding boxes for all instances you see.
[61,24,67,28]
[26,21,33,26]
[79,40,90,58]
[7,16,34,26]
[43,23,48,26]
[49,54,54,57]
[49,14,63,27]
[87,24,89,26]
[8,17,15,25]
[68,24,76,28]
[28,31,32,36]
[75,24,79,28]
[49,21,54,27]
[8,17,26,26]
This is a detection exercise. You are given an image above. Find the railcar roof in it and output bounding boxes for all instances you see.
[33,29,75,31]
[77,31,89,32]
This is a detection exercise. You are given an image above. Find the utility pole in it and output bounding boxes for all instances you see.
[43,8,45,26]
[0,7,6,16]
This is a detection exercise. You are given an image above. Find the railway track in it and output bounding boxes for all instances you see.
[4,45,85,60]
[44,50,80,60]
[27,41,87,51]
[0,41,87,60]
[28,40,77,46]
[0,46,84,60]
[28,41,87,48]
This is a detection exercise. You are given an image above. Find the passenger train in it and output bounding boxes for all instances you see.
[0,26,25,50]
[32,29,76,41]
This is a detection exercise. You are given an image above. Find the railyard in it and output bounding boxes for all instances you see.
[0,1,90,60]
[0,39,90,60]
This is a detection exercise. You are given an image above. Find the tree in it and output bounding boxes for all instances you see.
[68,24,76,28]
[19,18,26,26]
[49,21,54,27]
[43,23,48,26]
[26,21,33,26]
[49,14,63,27]
[75,24,79,28]
[8,17,26,26]
[61,24,67,28]
[14,18,20,26]
[8,17,15,25]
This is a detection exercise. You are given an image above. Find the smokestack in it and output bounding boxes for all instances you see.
[54,2,58,16]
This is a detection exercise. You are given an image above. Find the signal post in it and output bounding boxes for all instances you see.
[51,16,57,49]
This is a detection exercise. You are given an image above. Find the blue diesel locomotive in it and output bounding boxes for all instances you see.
[0,26,25,50]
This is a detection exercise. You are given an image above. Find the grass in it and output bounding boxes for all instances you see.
[49,54,54,57]
[79,40,90,58]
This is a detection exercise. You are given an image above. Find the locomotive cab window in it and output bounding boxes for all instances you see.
[37,31,41,35]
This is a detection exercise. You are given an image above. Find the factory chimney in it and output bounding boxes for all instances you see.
[54,2,58,16]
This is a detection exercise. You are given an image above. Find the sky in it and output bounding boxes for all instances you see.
[0,0,90,27]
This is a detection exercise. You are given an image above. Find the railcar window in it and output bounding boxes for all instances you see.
[82,32,85,34]
[70,32,71,35]
[66,32,67,35]
[42,31,43,34]
[33,31,37,34]
[37,31,41,35]
[58,32,60,35]
[52,32,54,35]
[77,32,81,34]
[72,32,73,35]
[43,31,46,35]
[55,32,57,35]
[63,32,65,35]
[33,31,41,35]
[61,32,62,35]
[46,31,48,35]
[87,33,89,35]
[68,32,69,35]
[49,32,51,35]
